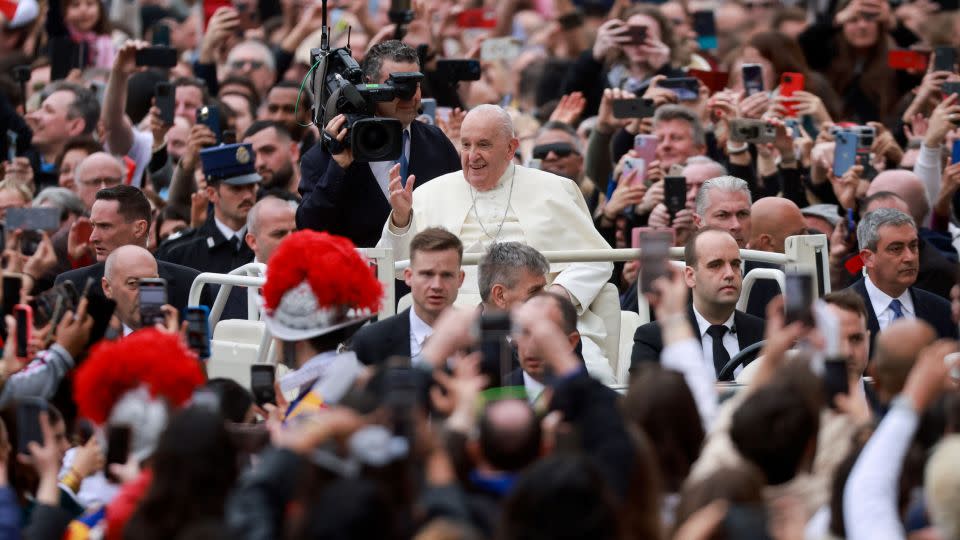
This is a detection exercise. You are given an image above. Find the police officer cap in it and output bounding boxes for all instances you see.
[200,143,261,186]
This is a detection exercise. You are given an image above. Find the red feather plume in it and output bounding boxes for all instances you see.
[73,329,206,424]
[262,230,383,314]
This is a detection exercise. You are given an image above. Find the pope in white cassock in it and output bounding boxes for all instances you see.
[377,104,616,383]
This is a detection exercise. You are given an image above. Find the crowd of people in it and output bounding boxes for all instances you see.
[3,0,960,537]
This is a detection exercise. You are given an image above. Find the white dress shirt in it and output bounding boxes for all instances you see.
[691,306,741,378]
[863,273,914,331]
[213,216,245,244]
[408,307,433,362]
[369,126,412,198]
[521,371,545,405]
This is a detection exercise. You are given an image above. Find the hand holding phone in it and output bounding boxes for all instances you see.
[639,230,673,294]
[137,278,168,328]
[16,398,47,456]
[13,304,32,361]
[250,364,276,406]
[105,425,132,483]
[185,306,211,359]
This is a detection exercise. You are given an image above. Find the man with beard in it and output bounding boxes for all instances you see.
[243,120,299,196]
[844,208,957,354]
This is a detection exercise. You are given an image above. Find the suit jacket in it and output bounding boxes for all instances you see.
[846,278,958,355]
[349,308,412,366]
[629,304,766,376]
[914,234,957,299]
[55,260,213,312]
[296,120,462,248]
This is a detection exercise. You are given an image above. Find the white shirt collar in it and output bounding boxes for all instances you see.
[409,307,433,357]
[521,370,545,405]
[691,304,736,338]
[213,216,244,242]
[122,324,134,336]
[864,273,914,319]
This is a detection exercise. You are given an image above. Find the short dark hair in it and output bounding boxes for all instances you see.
[409,227,463,264]
[95,185,153,229]
[729,365,821,485]
[218,76,260,108]
[361,40,420,83]
[203,378,254,423]
[54,136,104,171]
[478,399,542,471]
[220,91,257,119]
[243,120,292,141]
[172,76,210,103]
[684,226,731,269]
[822,290,868,321]
[44,82,100,135]
[531,291,578,335]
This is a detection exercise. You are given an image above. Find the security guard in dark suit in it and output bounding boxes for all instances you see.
[157,143,257,319]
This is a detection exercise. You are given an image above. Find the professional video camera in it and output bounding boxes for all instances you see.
[310,3,424,162]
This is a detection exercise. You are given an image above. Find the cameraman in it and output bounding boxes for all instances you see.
[297,40,461,248]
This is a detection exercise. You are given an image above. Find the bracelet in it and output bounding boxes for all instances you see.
[726,141,750,155]
[60,469,82,492]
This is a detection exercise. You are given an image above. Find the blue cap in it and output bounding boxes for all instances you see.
[200,143,261,186]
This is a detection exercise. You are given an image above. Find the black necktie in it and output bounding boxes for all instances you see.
[230,235,241,253]
[706,324,732,381]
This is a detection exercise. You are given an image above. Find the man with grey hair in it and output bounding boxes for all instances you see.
[845,208,956,346]
[479,242,550,312]
[298,40,461,247]
[226,40,276,98]
[653,105,707,169]
[694,176,752,248]
[244,196,296,265]
[380,104,616,384]
[532,121,600,214]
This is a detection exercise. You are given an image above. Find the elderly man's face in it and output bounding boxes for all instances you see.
[532,129,583,181]
[460,112,520,190]
[228,44,275,97]
[103,255,160,329]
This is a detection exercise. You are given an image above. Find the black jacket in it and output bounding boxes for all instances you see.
[296,121,461,248]
[629,304,766,376]
[349,308,412,366]
[156,217,254,319]
[845,277,958,356]
[55,259,213,312]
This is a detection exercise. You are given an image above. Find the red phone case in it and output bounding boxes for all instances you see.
[887,50,929,71]
[779,72,804,117]
[688,69,729,94]
[456,8,496,28]
[203,0,232,30]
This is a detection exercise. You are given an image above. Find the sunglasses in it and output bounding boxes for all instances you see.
[532,142,579,160]
[229,60,265,70]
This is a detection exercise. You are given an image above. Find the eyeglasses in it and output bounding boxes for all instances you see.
[77,176,123,188]
[532,142,579,160]
[229,60,265,71]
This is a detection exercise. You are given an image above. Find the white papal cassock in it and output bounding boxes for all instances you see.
[378,163,616,383]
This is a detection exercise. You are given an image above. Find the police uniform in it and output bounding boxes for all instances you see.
[156,144,257,320]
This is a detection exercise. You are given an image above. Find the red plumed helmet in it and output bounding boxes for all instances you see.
[73,329,206,425]
[262,230,382,341]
